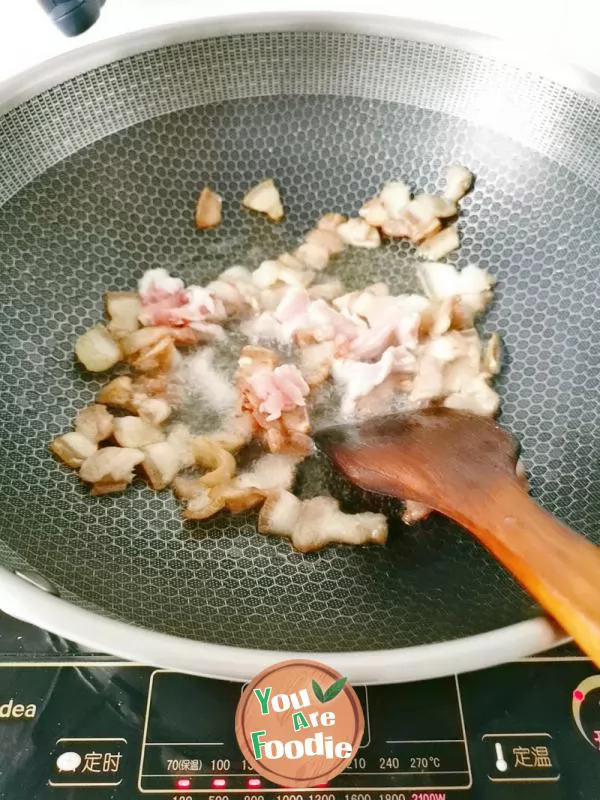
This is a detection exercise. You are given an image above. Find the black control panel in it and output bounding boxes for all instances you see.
[0,656,598,799]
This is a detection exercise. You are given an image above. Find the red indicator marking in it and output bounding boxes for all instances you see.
[212,778,227,788]
[176,778,192,789]
[247,778,262,788]
[573,689,585,702]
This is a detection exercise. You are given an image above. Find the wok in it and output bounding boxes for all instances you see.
[0,14,598,682]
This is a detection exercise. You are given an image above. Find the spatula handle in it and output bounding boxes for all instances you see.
[454,479,600,665]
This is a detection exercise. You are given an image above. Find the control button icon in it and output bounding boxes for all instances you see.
[483,733,559,784]
[55,752,82,773]
[49,737,127,788]
[493,742,508,773]
[572,675,600,750]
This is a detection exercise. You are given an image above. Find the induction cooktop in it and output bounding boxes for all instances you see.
[0,613,598,799]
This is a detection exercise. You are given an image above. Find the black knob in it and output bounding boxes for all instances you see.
[37,0,106,37]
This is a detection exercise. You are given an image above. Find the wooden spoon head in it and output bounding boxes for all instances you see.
[319,410,600,669]
[315,407,521,514]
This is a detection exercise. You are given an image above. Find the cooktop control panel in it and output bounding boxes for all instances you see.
[0,657,598,799]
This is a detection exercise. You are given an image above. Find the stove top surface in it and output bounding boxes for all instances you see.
[0,614,598,799]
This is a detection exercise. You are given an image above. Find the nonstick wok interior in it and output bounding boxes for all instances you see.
[0,28,599,653]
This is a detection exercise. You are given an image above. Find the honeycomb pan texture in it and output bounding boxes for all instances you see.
[0,31,599,652]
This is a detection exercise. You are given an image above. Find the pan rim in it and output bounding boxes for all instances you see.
[0,566,567,682]
[1,11,600,114]
[0,11,579,676]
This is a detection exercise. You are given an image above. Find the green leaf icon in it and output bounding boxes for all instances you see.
[312,679,326,703]
[323,676,347,702]
[312,676,348,703]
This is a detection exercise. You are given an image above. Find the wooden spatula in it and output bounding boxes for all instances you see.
[315,407,600,665]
